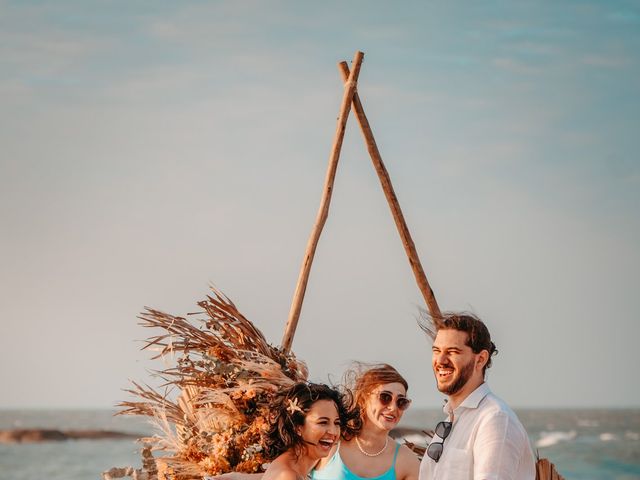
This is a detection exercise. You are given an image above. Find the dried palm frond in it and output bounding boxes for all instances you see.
[149,406,183,453]
[118,381,183,424]
[117,287,306,479]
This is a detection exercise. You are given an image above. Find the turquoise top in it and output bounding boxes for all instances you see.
[311,442,400,480]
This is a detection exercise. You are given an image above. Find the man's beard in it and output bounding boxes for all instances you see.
[438,359,475,396]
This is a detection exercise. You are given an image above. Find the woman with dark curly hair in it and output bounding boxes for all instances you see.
[262,382,353,480]
[216,364,418,480]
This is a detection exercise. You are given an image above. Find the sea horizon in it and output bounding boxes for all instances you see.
[3,404,640,411]
[1,407,639,479]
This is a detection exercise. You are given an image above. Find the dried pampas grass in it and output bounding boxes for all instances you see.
[117,288,307,479]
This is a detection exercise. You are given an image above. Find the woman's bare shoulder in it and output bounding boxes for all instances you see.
[395,443,420,479]
[206,473,263,480]
[263,467,302,480]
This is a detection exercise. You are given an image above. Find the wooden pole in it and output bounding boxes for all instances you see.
[338,61,441,320]
[281,51,364,353]
[536,458,565,480]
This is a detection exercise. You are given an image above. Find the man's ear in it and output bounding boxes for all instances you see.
[476,349,489,372]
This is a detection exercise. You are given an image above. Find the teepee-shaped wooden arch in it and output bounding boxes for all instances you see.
[106,50,562,480]
[278,50,563,480]
[280,50,440,354]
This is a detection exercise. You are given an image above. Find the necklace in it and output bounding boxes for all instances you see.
[355,435,388,457]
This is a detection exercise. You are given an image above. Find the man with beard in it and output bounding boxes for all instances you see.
[418,313,535,480]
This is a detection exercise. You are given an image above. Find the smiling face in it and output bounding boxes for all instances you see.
[432,329,488,406]
[296,399,341,458]
[363,382,409,432]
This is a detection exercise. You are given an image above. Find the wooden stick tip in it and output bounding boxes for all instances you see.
[352,51,365,63]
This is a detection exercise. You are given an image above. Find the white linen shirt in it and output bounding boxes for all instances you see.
[419,383,535,480]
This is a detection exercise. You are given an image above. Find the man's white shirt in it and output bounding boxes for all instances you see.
[418,383,536,480]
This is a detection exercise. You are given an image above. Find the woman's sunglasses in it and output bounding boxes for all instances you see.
[375,391,412,411]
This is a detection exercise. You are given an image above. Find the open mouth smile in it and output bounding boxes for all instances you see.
[436,366,454,379]
[318,438,336,449]
[381,413,397,422]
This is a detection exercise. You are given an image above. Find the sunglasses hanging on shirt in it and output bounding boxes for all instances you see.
[426,421,452,462]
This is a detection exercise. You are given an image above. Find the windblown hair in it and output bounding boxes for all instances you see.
[421,311,498,374]
[342,363,409,439]
[264,382,353,460]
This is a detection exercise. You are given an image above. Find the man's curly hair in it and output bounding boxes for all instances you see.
[422,311,498,375]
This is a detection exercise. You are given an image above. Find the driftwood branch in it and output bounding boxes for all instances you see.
[102,444,157,480]
[338,61,441,320]
[536,457,565,480]
[281,50,364,353]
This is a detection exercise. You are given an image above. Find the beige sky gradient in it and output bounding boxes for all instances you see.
[1,1,639,409]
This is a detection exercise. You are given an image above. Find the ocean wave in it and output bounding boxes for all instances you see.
[576,419,599,427]
[535,430,577,448]
[625,431,640,441]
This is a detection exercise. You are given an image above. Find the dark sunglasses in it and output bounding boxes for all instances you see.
[426,421,452,462]
[375,391,412,411]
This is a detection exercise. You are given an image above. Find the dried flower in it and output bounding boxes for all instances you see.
[117,288,308,478]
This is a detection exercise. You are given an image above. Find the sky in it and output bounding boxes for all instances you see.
[1,1,639,410]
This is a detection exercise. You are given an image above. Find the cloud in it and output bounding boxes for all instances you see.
[492,57,543,75]
[580,54,631,68]
[607,10,640,25]
[353,24,412,42]
[0,29,114,77]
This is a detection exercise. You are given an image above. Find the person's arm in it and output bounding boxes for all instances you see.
[472,412,531,480]
[205,473,264,480]
[395,444,421,480]
[268,470,299,480]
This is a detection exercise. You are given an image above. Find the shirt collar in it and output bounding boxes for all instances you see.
[460,382,491,408]
[443,382,491,415]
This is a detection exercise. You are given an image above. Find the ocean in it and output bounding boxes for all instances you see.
[1,408,639,480]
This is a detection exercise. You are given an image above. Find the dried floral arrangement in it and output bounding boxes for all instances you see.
[118,288,308,479]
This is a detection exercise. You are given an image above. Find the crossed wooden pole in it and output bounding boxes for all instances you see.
[281,51,441,353]
[278,56,563,478]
